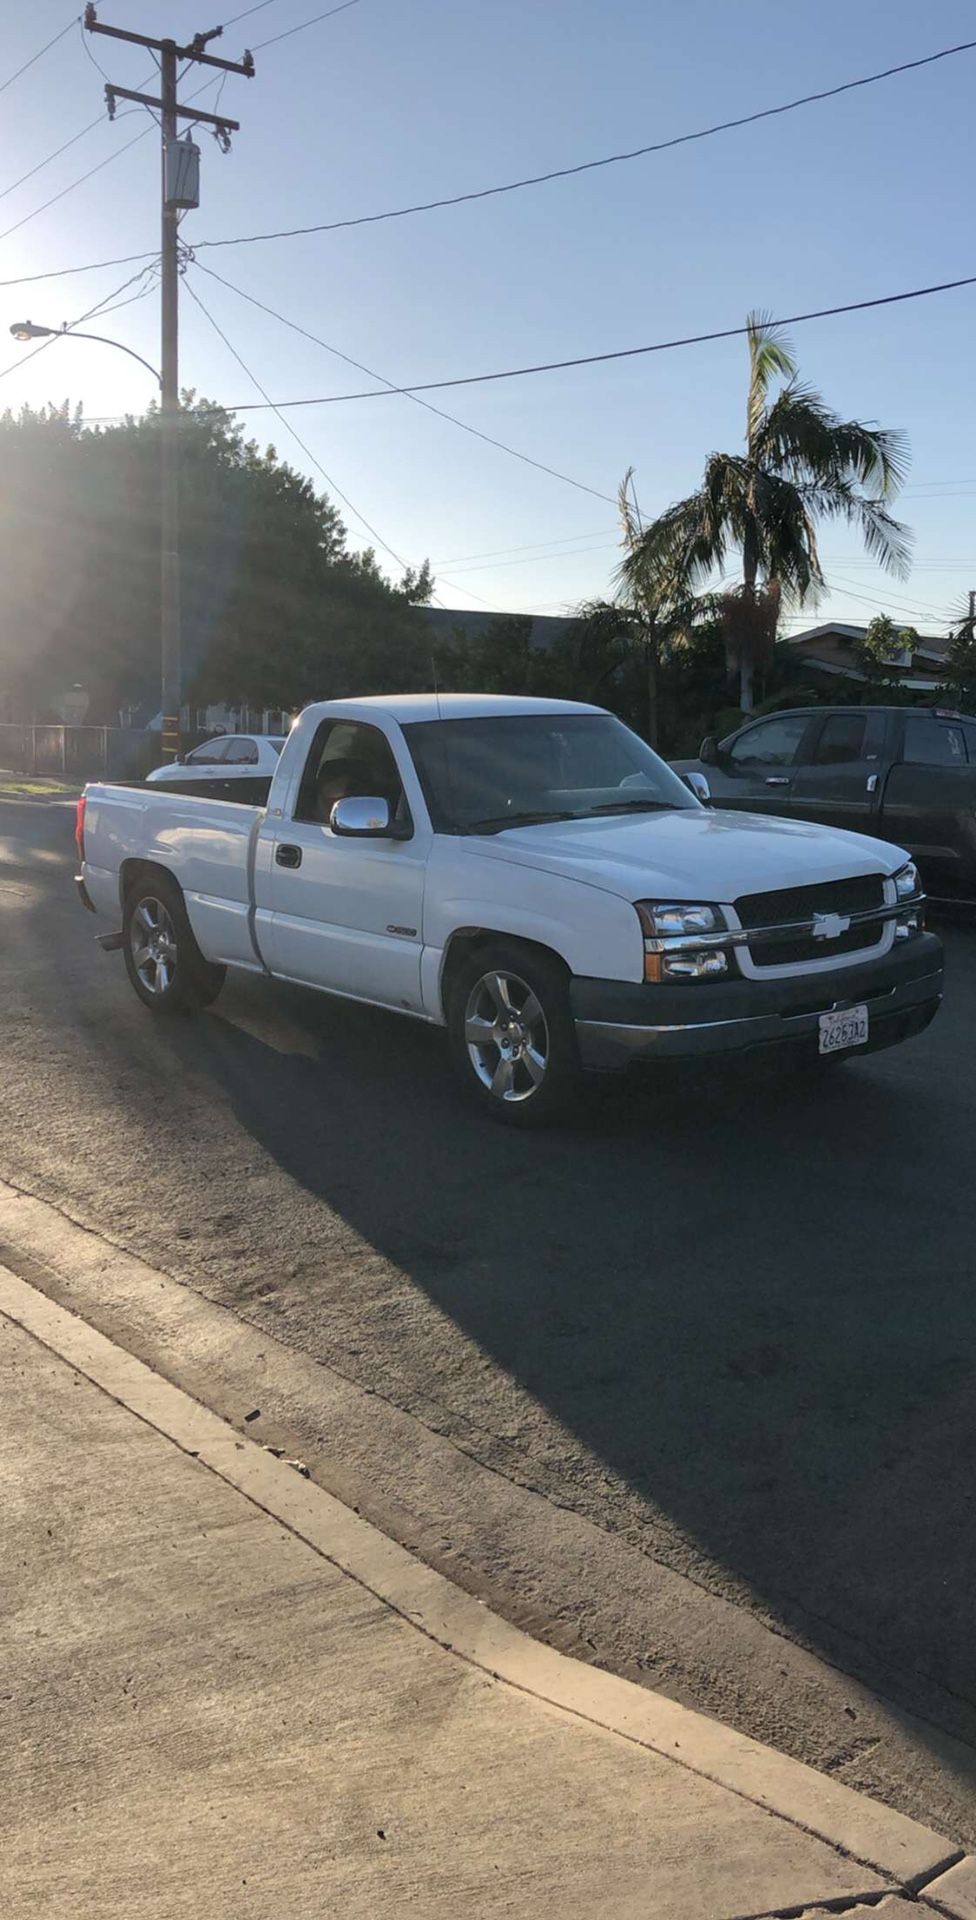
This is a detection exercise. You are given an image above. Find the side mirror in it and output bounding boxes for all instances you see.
[330,794,410,839]
[683,771,711,804]
[699,736,718,766]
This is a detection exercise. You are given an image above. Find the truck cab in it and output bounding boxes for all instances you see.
[685,706,976,902]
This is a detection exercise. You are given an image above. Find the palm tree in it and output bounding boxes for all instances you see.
[572,470,702,747]
[621,314,912,711]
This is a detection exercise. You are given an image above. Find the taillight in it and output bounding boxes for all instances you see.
[75,794,87,860]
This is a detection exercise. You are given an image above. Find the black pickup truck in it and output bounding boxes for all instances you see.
[675,706,976,904]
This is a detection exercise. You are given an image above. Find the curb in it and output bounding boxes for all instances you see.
[0,1258,965,1903]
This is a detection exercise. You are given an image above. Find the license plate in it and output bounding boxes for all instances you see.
[818,1004,869,1055]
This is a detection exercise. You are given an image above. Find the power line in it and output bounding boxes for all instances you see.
[253,0,363,53]
[181,273,412,570]
[0,67,228,249]
[5,32,976,286]
[196,34,976,252]
[170,271,976,416]
[190,258,616,503]
[827,575,954,621]
[0,258,160,389]
[440,542,619,577]
[0,248,158,292]
[0,123,151,246]
[0,17,76,97]
[221,0,289,26]
[435,528,616,565]
[35,268,976,425]
[0,53,160,208]
[184,275,506,610]
[0,111,108,207]
[78,15,113,84]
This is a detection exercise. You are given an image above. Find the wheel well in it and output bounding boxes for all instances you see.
[440,929,570,1012]
[119,858,181,912]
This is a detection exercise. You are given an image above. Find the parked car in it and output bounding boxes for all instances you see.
[74,694,942,1124]
[146,733,286,800]
[675,706,976,904]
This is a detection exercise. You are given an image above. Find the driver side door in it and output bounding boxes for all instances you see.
[260,718,431,1012]
[706,713,817,816]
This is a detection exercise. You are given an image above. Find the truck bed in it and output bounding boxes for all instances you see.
[82,781,266,972]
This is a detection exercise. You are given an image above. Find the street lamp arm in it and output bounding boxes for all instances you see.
[57,328,162,388]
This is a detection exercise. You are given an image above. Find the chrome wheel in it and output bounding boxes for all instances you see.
[464,968,550,1103]
[130,896,178,996]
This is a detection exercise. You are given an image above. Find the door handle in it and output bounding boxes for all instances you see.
[764,776,790,786]
[275,843,302,869]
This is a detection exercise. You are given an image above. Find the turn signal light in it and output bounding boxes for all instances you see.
[644,946,729,982]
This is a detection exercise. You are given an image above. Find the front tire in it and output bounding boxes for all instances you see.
[447,941,580,1126]
[123,873,225,1015]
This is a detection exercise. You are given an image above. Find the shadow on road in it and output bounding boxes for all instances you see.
[165,940,976,1762]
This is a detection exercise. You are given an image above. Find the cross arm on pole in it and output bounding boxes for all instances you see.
[84,9,254,75]
[105,85,241,134]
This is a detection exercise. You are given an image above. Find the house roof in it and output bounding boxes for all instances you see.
[787,621,950,663]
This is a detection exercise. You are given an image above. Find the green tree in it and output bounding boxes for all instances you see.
[433,614,581,701]
[625,314,911,711]
[941,607,976,713]
[614,468,706,747]
[855,614,918,692]
[0,397,433,721]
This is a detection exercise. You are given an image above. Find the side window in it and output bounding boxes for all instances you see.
[294,720,406,826]
[902,716,966,766]
[186,736,229,765]
[727,714,809,769]
[961,722,976,764]
[811,711,886,766]
[223,736,259,765]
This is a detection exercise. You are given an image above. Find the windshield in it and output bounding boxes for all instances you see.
[403,712,697,833]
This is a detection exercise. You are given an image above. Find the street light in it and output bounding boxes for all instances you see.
[9,320,162,387]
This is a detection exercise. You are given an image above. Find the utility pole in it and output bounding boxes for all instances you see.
[83,7,254,757]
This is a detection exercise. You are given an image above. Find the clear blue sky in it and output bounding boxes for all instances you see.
[2,0,974,631]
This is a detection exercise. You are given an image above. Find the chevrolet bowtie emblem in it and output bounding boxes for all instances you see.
[812,911,851,940]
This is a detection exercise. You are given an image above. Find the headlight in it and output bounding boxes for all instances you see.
[635,902,731,982]
[893,861,921,901]
[636,902,726,938]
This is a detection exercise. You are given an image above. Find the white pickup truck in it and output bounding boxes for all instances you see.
[76,693,943,1123]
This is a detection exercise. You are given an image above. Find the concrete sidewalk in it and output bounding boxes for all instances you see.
[0,1268,970,1920]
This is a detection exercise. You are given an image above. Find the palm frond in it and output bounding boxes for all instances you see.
[757,384,909,500]
[800,478,913,578]
[746,312,797,449]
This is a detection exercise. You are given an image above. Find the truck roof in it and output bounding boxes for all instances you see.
[299,694,606,724]
[736,704,966,720]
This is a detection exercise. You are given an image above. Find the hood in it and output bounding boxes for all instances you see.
[463,807,907,904]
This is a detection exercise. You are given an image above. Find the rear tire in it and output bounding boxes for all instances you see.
[447,940,580,1126]
[122,872,225,1015]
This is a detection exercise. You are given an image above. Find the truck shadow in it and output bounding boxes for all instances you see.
[161,939,976,1765]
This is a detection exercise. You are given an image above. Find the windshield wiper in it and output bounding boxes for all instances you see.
[587,799,678,816]
[465,809,579,835]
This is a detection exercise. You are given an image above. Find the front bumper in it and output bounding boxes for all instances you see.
[572,933,944,1070]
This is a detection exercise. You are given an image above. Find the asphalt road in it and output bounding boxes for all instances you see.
[3,795,976,1839]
